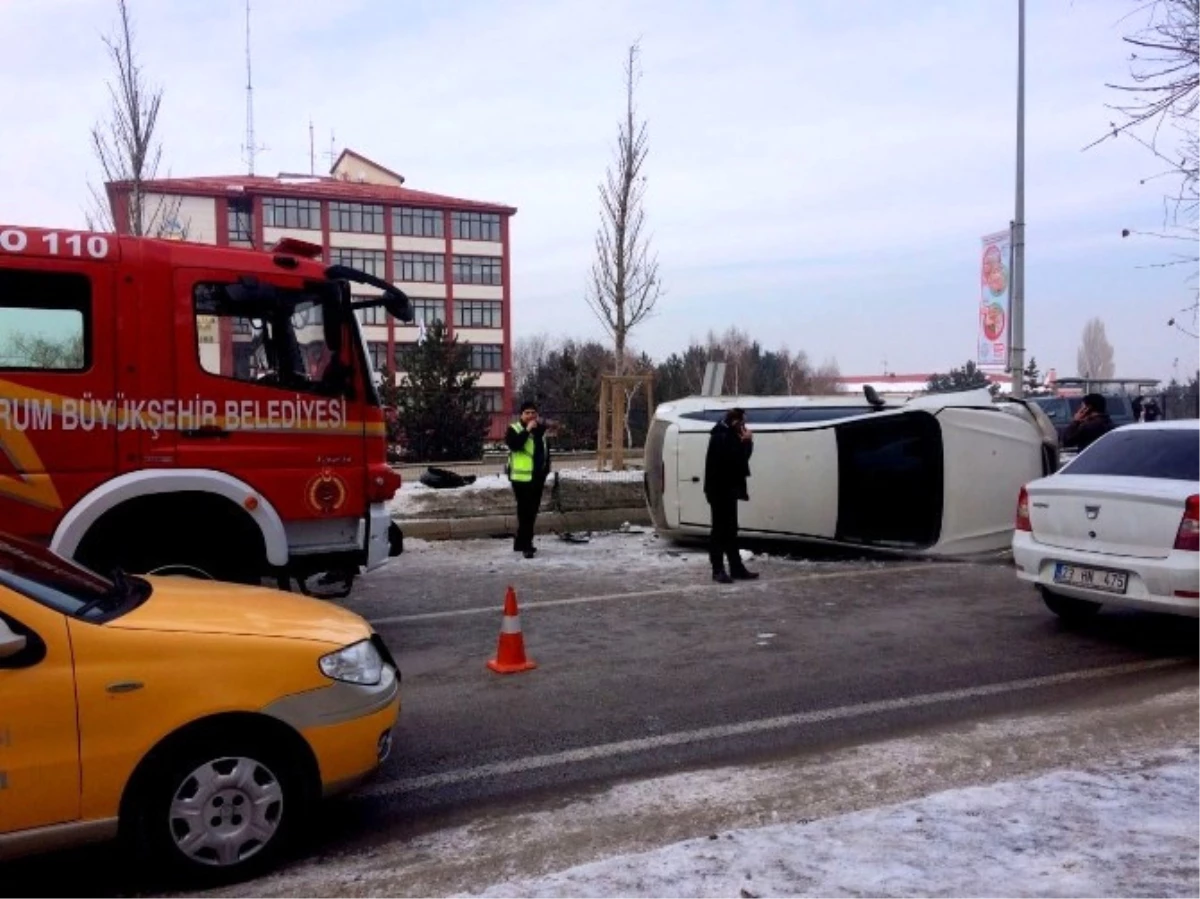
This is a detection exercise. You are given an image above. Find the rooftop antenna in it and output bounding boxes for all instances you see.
[241,0,267,175]
[324,130,338,173]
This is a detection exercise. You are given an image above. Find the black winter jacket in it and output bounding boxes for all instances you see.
[703,420,753,502]
[1063,412,1114,452]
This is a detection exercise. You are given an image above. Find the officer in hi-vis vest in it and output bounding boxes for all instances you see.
[505,401,552,558]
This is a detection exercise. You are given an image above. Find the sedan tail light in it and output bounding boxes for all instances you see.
[1015,486,1032,532]
[1174,494,1199,552]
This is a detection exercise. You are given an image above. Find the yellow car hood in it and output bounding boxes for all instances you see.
[103,576,373,646]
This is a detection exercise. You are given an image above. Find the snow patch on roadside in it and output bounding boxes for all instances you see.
[389,530,855,573]
[389,467,644,517]
[470,744,1199,898]
[213,686,1198,899]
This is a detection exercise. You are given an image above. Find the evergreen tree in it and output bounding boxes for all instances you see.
[1023,356,1042,394]
[394,321,491,461]
[926,360,1000,397]
[375,363,403,446]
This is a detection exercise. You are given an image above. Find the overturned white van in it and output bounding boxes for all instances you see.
[643,387,1059,557]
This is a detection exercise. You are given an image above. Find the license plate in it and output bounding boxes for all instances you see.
[1053,563,1128,594]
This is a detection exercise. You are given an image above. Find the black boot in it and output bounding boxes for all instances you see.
[731,567,759,580]
[713,569,733,584]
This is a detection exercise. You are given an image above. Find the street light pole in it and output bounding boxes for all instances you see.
[1010,0,1027,399]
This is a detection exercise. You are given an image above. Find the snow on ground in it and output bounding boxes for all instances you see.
[470,744,1200,899]
[389,467,645,517]
[394,530,863,573]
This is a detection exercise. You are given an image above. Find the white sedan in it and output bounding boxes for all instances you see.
[1013,420,1199,619]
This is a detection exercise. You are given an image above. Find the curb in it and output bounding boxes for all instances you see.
[394,506,652,541]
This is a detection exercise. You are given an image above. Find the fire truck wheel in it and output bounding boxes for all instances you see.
[75,493,267,586]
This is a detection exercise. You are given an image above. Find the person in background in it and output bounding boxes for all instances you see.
[506,401,552,558]
[1063,393,1115,451]
[1142,396,1162,422]
[703,407,759,584]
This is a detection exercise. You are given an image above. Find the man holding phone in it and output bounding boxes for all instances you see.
[703,407,759,583]
[1063,392,1115,452]
[506,400,553,558]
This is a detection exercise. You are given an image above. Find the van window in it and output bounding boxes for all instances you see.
[0,269,90,371]
[193,283,345,396]
[680,407,869,425]
[1031,397,1068,421]
[835,411,943,548]
[1065,396,1134,424]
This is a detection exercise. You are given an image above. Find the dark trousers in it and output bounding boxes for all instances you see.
[708,495,743,573]
[512,478,545,550]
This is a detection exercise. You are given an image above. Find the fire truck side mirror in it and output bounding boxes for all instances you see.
[327,264,414,325]
[382,293,414,324]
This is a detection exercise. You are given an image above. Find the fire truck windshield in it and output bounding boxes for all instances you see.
[195,280,355,398]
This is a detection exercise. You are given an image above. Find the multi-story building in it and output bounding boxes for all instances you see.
[105,149,517,437]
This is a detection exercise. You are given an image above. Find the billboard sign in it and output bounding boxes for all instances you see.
[978,228,1012,371]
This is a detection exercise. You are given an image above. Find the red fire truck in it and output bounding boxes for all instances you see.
[0,223,408,597]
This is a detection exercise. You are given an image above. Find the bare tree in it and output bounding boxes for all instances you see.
[1089,0,1198,336]
[84,0,183,237]
[1077,317,1117,379]
[1,332,85,370]
[585,40,663,376]
[511,333,556,401]
[807,358,842,395]
[713,326,754,394]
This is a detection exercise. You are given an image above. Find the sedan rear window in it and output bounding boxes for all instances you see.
[1064,429,1199,481]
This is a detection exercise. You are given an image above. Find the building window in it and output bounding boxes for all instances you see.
[452,255,502,286]
[228,197,254,245]
[329,247,385,278]
[407,298,445,325]
[395,252,444,283]
[393,342,421,372]
[467,343,503,372]
[454,300,502,329]
[355,301,389,326]
[0,270,90,370]
[394,207,443,238]
[366,341,389,371]
[329,201,384,234]
[477,388,504,413]
[263,197,320,230]
[451,211,501,242]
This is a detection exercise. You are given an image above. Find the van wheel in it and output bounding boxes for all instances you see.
[1039,587,1102,621]
[133,735,306,885]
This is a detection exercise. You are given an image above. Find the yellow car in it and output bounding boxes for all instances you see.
[0,532,399,882]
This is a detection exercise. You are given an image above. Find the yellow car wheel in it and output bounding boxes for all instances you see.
[132,733,310,884]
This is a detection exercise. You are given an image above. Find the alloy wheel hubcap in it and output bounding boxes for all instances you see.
[168,756,283,867]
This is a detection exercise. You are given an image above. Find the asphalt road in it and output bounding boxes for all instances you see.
[10,533,1198,896]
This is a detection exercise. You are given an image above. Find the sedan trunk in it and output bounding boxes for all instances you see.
[1027,475,1189,560]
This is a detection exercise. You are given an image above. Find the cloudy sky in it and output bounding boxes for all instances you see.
[2,0,1195,381]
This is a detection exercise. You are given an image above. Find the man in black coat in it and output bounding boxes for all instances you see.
[1063,392,1116,452]
[703,407,759,583]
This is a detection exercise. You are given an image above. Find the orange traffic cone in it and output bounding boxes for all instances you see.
[487,586,537,674]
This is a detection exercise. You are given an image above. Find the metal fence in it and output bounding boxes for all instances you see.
[1161,391,1200,420]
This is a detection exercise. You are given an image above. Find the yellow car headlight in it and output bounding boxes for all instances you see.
[319,639,384,686]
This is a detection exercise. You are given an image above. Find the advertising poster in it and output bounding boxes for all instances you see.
[978,228,1012,370]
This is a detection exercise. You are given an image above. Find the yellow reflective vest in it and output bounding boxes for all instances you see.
[507,422,535,483]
